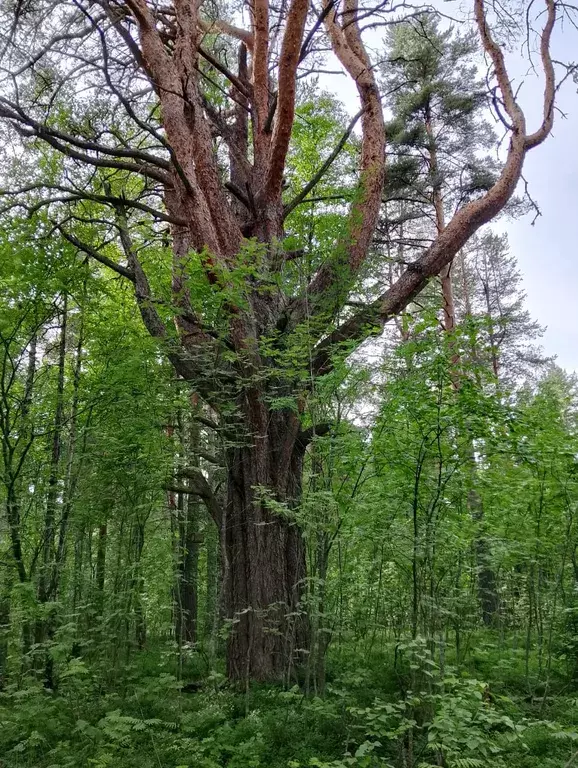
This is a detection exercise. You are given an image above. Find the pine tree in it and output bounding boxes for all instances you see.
[453,232,549,386]
[379,16,500,330]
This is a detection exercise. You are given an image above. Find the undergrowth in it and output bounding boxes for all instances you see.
[1,637,578,768]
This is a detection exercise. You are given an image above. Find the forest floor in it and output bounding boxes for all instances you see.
[1,634,578,768]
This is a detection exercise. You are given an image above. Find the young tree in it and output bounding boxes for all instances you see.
[0,0,561,680]
[453,232,549,386]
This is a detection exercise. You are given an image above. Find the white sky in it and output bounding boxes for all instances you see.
[506,23,578,372]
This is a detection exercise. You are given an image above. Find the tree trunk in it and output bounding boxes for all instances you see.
[35,298,67,685]
[469,483,499,625]
[175,398,203,645]
[38,297,67,611]
[0,577,11,689]
[224,409,307,682]
[132,523,147,651]
[175,494,202,645]
[95,522,107,618]
[314,532,330,695]
[204,514,219,642]
[476,535,499,625]
[440,264,456,333]
[72,524,85,616]
[424,103,456,337]
[180,522,201,644]
[52,300,86,600]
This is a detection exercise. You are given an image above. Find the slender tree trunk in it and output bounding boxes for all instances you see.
[424,105,456,336]
[52,301,85,601]
[6,485,27,585]
[175,494,202,645]
[35,300,67,686]
[38,299,67,602]
[175,398,203,645]
[314,532,330,694]
[479,247,502,380]
[132,522,147,651]
[95,522,107,618]
[174,491,185,644]
[470,480,499,625]
[411,453,424,639]
[72,524,85,616]
[0,574,11,689]
[427,117,499,627]
[457,252,499,625]
[2,332,36,589]
[440,264,456,332]
[204,514,219,642]
[179,513,201,644]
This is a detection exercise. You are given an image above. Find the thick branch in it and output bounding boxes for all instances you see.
[265,0,310,200]
[311,133,529,376]
[309,0,557,375]
[524,0,557,148]
[252,0,270,135]
[296,423,332,448]
[287,0,385,326]
[199,17,254,49]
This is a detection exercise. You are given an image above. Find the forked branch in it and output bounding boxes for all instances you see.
[311,0,558,376]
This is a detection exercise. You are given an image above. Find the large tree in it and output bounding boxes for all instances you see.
[0,0,561,680]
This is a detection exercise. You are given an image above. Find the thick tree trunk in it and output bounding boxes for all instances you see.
[179,531,200,644]
[224,410,307,682]
[175,400,203,645]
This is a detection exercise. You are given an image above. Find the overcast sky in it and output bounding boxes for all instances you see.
[506,23,578,372]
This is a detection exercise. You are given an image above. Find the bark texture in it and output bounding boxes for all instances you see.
[224,409,307,681]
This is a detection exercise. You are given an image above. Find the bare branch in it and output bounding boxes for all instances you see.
[283,107,363,218]
[199,17,254,49]
[58,228,135,281]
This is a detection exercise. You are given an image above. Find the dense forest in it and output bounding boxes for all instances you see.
[1,0,578,765]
